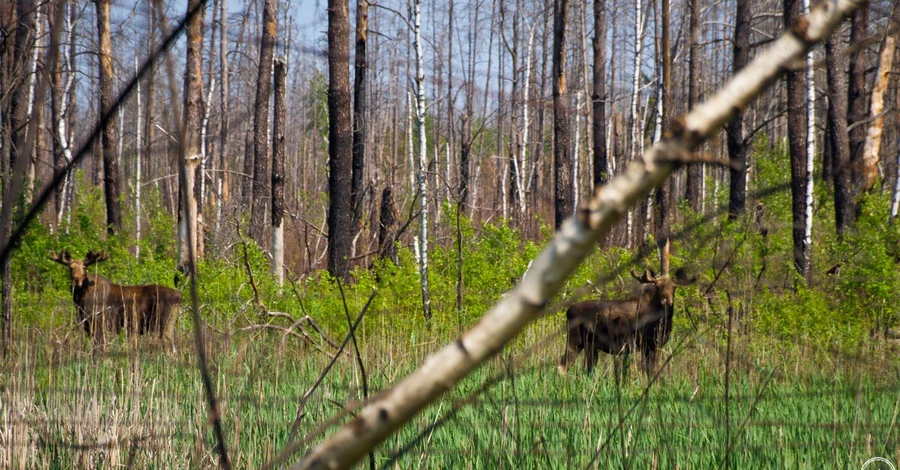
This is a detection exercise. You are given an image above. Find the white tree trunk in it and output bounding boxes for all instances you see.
[519,22,535,214]
[413,0,431,319]
[573,92,582,211]
[803,0,815,261]
[56,5,76,230]
[627,0,645,248]
[135,58,142,258]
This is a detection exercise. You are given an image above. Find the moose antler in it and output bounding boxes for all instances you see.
[48,249,72,265]
[84,250,109,266]
[630,268,657,284]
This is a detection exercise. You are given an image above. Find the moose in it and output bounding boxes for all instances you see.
[49,250,181,353]
[559,265,696,377]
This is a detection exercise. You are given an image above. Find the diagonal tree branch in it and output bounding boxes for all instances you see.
[289,1,865,468]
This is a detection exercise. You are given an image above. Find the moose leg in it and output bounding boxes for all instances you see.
[558,326,585,375]
[161,305,179,355]
[584,338,600,374]
[641,346,659,378]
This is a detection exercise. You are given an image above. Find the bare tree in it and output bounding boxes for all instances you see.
[862,1,899,192]
[178,0,205,276]
[592,0,607,187]
[826,26,853,235]
[250,0,277,244]
[272,57,286,285]
[684,0,702,211]
[727,0,750,220]
[412,0,431,320]
[95,0,121,234]
[327,0,353,280]
[847,3,867,202]
[552,0,572,229]
[351,0,368,232]
[784,0,810,281]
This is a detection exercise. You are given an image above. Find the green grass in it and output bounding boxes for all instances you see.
[3,318,900,469]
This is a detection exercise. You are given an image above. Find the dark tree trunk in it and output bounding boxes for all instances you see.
[847,4,867,205]
[592,0,607,187]
[95,0,121,234]
[727,0,750,220]
[351,0,368,232]
[250,0,276,244]
[552,0,572,230]
[272,57,286,283]
[684,0,702,211]
[826,28,852,238]
[1,0,35,357]
[377,186,398,265]
[327,0,353,280]
[784,0,810,280]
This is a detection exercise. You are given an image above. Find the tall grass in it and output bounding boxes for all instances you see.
[3,316,899,469]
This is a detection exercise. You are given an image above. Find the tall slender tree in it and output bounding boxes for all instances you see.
[272,58,286,285]
[826,27,852,237]
[327,0,353,280]
[684,0,702,211]
[784,0,810,280]
[351,0,368,232]
[552,0,572,230]
[178,0,205,276]
[592,0,607,187]
[250,0,277,244]
[95,0,121,234]
[727,0,750,220]
[847,3,867,204]
[862,1,900,192]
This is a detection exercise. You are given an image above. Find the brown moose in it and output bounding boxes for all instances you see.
[49,250,181,353]
[559,266,696,377]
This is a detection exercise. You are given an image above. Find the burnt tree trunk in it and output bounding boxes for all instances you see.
[250,0,276,244]
[95,0,121,234]
[826,27,852,238]
[784,0,810,280]
[272,58,286,285]
[592,0,607,186]
[327,0,353,280]
[351,0,368,232]
[552,0,572,230]
[377,186,398,265]
[727,0,750,220]
[847,3,867,209]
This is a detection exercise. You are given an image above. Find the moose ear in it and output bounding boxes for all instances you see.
[673,267,698,286]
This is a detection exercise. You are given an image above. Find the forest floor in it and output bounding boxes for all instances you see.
[2,316,899,469]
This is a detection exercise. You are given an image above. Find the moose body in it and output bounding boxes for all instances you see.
[559,268,695,376]
[51,250,181,352]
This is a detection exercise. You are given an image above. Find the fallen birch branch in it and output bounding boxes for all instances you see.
[290,1,865,468]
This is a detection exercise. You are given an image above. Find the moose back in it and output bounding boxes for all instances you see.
[50,250,181,352]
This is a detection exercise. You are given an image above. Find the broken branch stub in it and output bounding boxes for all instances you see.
[290,1,865,469]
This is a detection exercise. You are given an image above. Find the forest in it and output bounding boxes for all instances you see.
[2,0,900,468]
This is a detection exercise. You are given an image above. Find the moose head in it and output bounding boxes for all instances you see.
[49,249,109,290]
[630,266,697,309]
